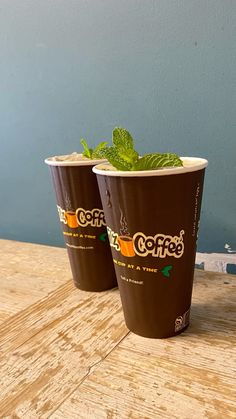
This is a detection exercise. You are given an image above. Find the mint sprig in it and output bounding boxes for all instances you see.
[112,127,134,150]
[133,153,183,171]
[102,127,183,171]
[80,138,93,158]
[80,138,108,160]
[102,147,132,171]
[102,127,139,170]
[92,141,109,158]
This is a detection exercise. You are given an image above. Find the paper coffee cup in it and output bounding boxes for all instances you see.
[93,157,208,337]
[45,154,117,292]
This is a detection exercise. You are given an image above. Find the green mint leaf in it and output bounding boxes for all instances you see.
[112,127,134,150]
[80,138,93,158]
[118,148,139,166]
[94,141,108,153]
[102,146,132,170]
[132,153,183,171]
[92,141,108,159]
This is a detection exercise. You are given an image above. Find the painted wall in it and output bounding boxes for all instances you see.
[0,1,235,263]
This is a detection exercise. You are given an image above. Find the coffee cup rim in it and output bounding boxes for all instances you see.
[92,157,208,177]
[45,154,107,167]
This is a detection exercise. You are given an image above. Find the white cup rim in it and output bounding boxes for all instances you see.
[45,153,107,166]
[92,157,208,177]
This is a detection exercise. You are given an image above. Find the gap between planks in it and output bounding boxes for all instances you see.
[47,330,130,418]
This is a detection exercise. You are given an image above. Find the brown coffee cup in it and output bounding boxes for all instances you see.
[45,154,117,292]
[93,157,208,338]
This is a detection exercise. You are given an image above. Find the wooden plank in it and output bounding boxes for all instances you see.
[0,281,128,418]
[0,240,70,322]
[51,271,236,419]
[0,281,75,355]
[0,313,8,324]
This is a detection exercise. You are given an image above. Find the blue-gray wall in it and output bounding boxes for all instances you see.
[0,0,235,253]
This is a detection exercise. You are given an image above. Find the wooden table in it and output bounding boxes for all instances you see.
[0,239,235,418]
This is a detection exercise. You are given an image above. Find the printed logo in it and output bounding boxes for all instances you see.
[161,265,173,277]
[107,226,185,260]
[106,207,185,260]
[57,205,105,228]
[175,309,190,332]
[107,226,120,251]
[76,208,105,227]
[133,230,184,258]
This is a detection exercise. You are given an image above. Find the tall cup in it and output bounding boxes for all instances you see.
[45,155,117,291]
[93,157,208,337]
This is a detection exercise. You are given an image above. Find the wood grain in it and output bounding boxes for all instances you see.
[0,241,235,419]
[0,284,128,418]
[0,239,70,323]
[51,271,236,419]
